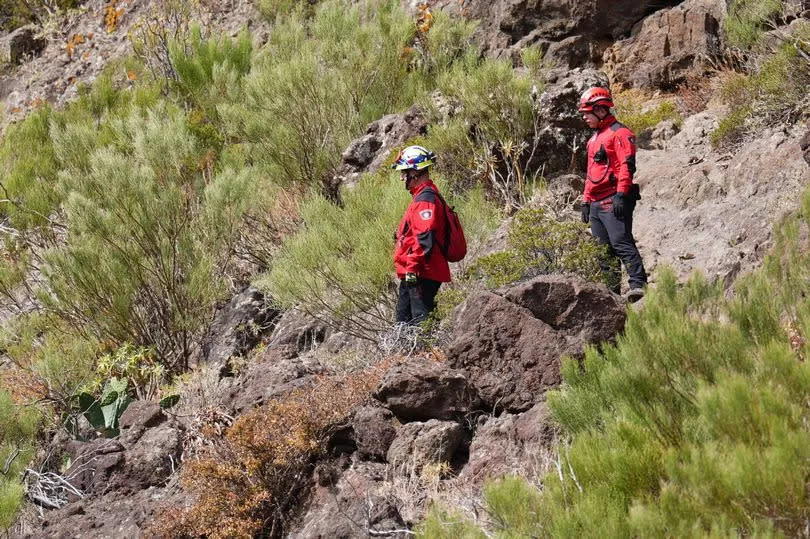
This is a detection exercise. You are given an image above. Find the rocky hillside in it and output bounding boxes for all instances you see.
[1,0,809,537]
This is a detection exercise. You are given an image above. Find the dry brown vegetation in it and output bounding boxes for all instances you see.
[151,360,393,538]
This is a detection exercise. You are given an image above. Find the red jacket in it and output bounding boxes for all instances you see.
[583,115,637,203]
[394,180,451,282]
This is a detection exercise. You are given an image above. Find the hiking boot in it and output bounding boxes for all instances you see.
[625,288,644,303]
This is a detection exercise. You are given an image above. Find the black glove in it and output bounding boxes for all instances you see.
[405,272,418,287]
[612,192,627,220]
[580,202,590,224]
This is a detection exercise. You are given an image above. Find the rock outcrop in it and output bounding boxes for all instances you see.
[430,0,684,64]
[633,111,810,286]
[31,402,183,538]
[448,275,625,412]
[374,360,481,421]
[331,106,428,190]
[602,0,725,90]
[199,286,279,374]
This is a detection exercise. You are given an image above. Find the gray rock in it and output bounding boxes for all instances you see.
[119,400,166,445]
[224,349,327,413]
[501,275,626,345]
[290,462,405,539]
[331,105,428,190]
[200,286,279,373]
[374,360,482,422]
[429,0,683,64]
[387,420,466,477]
[267,308,331,358]
[459,403,557,485]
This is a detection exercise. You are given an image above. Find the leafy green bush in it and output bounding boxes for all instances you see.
[470,207,608,288]
[712,37,810,147]
[256,0,313,21]
[0,314,98,414]
[713,6,810,147]
[42,103,257,370]
[263,174,498,339]
[419,186,810,536]
[75,376,132,438]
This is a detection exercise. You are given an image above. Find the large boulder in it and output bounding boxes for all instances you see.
[448,291,570,413]
[602,0,725,89]
[36,487,180,539]
[428,0,683,65]
[448,275,626,412]
[290,462,406,539]
[502,275,626,344]
[633,112,810,286]
[223,349,327,413]
[373,360,482,422]
[533,68,610,176]
[63,418,183,497]
[352,406,398,461]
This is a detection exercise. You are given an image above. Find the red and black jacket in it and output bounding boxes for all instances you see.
[394,180,451,283]
[584,115,637,203]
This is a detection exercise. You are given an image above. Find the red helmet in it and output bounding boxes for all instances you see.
[578,87,614,112]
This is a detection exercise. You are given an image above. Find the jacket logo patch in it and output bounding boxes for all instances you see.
[419,209,433,220]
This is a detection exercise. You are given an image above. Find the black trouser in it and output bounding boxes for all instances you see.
[588,196,647,294]
[395,277,442,325]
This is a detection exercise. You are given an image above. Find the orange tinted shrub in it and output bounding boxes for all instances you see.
[152,360,391,538]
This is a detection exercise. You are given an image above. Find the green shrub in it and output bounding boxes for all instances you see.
[42,103,254,370]
[221,0,465,196]
[613,90,682,135]
[0,107,61,233]
[422,49,545,208]
[91,344,165,401]
[169,26,253,122]
[260,173,407,340]
[713,17,810,147]
[256,0,313,21]
[0,0,78,32]
[415,504,487,539]
[470,207,609,288]
[0,314,98,414]
[0,389,38,531]
[725,0,784,50]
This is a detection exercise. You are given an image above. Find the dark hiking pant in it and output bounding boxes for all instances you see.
[588,196,647,294]
[396,277,442,325]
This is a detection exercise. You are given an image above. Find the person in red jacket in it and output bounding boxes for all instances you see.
[391,145,451,324]
[579,87,647,302]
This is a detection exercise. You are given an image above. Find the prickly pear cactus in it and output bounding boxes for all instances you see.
[76,377,132,437]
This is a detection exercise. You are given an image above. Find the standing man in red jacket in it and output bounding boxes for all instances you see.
[392,145,451,324]
[579,87,647,302]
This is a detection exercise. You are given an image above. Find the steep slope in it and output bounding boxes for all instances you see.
[1,0,809,537]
